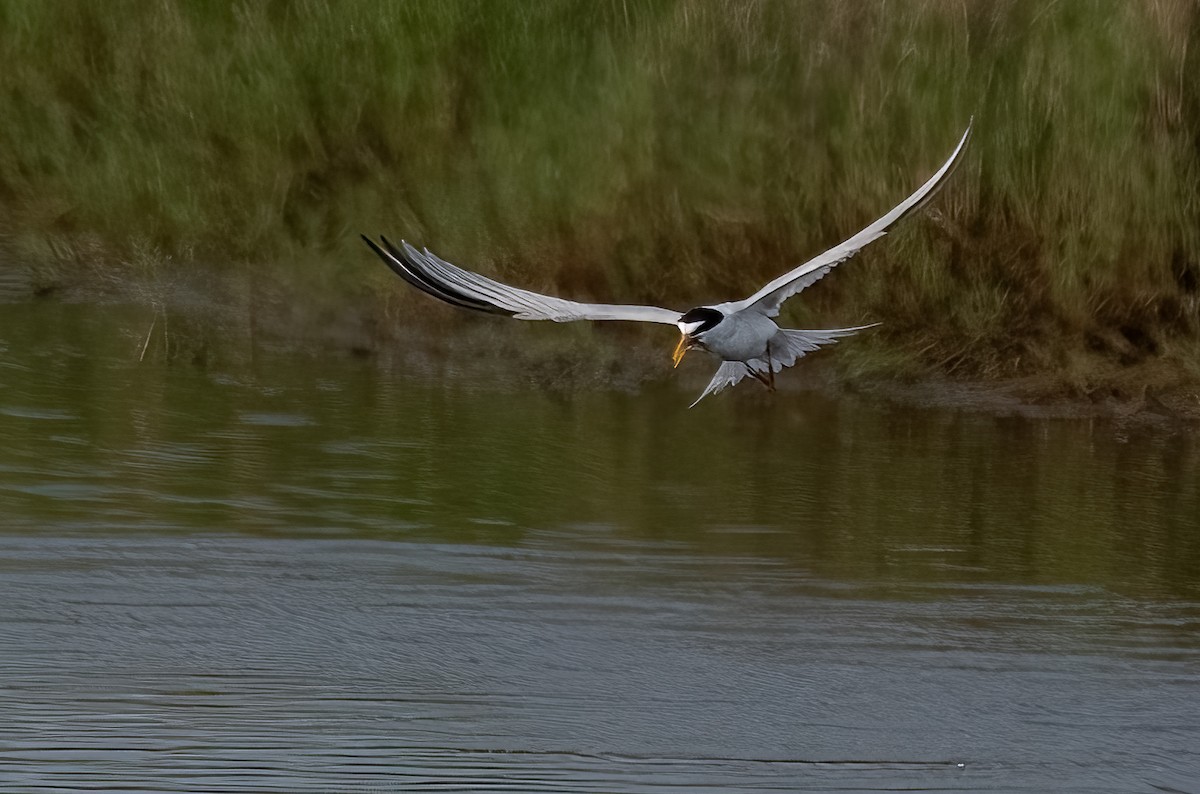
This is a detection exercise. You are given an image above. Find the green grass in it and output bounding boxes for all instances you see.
[1,0,1198,393]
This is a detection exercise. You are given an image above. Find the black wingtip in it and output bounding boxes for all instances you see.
[379,234,404,261]
[362,232,515,317]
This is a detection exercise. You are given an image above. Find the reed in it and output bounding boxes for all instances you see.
[1,0,1197,390]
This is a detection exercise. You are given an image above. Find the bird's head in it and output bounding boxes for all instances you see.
[672,307,724,367]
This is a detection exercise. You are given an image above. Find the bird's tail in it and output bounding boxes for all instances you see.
[688,323,879,407]
[769,323,879,371]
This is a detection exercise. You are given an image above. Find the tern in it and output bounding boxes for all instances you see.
[364,122,971,406]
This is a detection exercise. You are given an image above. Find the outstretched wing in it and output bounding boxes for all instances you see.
[724,121,973,319]
[364,235,681,325]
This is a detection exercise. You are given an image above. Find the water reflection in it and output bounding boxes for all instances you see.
[1,302,1198,791]
[2,304,1197,597]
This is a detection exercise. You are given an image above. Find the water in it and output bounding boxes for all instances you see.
[1,302,1198,792]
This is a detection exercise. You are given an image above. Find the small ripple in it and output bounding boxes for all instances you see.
[237,412,316,427]
[0,742,977,793]
[0,405,78,421]
[120,442,221,468]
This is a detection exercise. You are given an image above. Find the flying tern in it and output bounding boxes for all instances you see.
[364,122,971,406]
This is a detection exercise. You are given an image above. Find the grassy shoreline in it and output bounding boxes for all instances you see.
[2,0,1199,396]
[9,259,1196,426]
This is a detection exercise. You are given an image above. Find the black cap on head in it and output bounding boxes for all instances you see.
[679,307,724,334]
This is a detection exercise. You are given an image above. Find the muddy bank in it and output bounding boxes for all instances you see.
[6,263,1197,430]
[856,377,1200,428]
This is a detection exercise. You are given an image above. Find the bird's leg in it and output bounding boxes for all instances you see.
[743,362,773,390]
[766,342,776,392]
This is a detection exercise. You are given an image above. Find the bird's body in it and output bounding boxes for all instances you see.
[364,123,972,405]
[697,306,780,362]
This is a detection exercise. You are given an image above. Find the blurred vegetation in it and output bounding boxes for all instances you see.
[1,0,1198,393]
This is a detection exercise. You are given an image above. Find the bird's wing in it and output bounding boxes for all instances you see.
[690,362,750,408]
[726,121,973,319]
[364,235,681,325]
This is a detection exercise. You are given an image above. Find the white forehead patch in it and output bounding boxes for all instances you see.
[678,320,704,335]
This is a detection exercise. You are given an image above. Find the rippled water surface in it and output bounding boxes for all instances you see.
[2,303,1199,792]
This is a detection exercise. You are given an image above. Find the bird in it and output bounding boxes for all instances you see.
[363,122,971,406]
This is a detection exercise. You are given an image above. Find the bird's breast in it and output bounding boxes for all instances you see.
[702,312,779,361]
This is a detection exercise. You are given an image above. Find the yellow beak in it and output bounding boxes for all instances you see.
[672,335,689,368]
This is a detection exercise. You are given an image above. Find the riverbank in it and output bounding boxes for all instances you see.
[7,259,1197,428]
[2,1,1198,414]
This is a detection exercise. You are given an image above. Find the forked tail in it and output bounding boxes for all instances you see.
[689,323,879,407]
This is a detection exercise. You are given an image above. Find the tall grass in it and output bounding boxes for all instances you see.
[1,0,1198,389]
